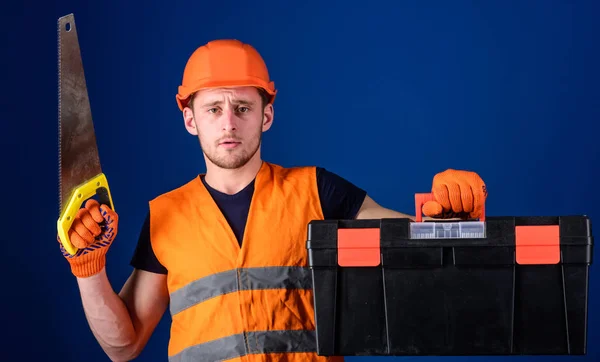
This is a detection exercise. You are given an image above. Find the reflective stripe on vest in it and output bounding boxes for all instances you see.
[170,266,312,315]
[169,329,317,362]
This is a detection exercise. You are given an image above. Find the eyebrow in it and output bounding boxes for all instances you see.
[201,99,255,107]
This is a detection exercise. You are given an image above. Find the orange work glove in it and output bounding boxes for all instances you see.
[422,169,487,220]
[58,199,119,278]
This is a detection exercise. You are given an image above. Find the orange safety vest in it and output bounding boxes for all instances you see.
[149,162,344,362]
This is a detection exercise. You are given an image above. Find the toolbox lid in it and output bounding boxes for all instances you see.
[306,192,593,268]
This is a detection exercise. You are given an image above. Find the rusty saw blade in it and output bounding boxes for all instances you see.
[57,13,114,256]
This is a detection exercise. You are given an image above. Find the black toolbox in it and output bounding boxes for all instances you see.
[306,193,593,356]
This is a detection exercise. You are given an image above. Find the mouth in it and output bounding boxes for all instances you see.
[219,139,241,148]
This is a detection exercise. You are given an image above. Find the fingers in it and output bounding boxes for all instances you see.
[85,199,105,223]
[83,198,118,225]
[69,227,89,249]
[99,204,118,226]
[422,200,443,217]
[470,179,487,219]
[67,200,107,248]
[82,208,103,235]
[431,169,486,219]
[460,171,485,218]
[99,204,119,242]
[446,182,463,213]
[456,178,474,213]
[69,214,92,249]
[432,180,463,213]
[58,199,119,256]
[431,173,451,211]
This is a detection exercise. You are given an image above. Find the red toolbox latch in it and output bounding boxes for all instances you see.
[337,228,381,267]
[515,225,560,264]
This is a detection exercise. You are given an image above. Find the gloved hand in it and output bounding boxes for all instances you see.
[422,169,487,220]
[58,199,119,278]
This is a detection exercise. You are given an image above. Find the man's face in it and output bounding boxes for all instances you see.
[182,86,274,170]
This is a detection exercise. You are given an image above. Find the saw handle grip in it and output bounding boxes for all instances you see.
[414,192,485,222]
[57,173,114,256]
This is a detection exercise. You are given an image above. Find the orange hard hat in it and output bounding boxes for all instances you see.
[176,39,277,111]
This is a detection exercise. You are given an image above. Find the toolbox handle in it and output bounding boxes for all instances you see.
[414,193,486,222]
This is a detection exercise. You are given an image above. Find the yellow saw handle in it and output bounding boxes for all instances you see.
[57,173,114,256]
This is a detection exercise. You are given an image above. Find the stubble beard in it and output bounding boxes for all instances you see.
[199,127,263,170]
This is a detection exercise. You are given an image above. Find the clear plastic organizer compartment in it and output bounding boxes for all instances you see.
[410,221,486,239]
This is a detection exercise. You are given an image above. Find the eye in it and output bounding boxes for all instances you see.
[207,108,218,114]
[238,107,249,113]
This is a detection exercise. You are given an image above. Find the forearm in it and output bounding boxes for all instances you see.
[355,195,459,221]
[356,205,453,221]
[358,206,415,220]
[76,268,139,361]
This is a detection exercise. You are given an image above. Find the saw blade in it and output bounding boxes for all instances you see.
[58,13,102,213]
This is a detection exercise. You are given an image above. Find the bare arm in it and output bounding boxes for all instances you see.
[355,195,416,220]
[76,267,169,361]
[355,195,445,221]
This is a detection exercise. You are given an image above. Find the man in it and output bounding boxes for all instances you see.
[60,39,487,362]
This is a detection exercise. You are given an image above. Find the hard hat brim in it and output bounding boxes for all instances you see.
[176,77,277,111]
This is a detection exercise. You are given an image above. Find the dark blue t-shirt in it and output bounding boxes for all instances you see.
[129,167,367,274]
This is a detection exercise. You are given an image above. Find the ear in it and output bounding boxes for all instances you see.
[262,103,274,132]
[183,107,198,136]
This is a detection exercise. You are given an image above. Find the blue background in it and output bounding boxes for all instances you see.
[1,0,598,361]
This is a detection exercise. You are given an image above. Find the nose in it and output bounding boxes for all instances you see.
[220,107,238,132]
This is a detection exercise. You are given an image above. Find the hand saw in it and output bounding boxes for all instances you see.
[57,13,114,256]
